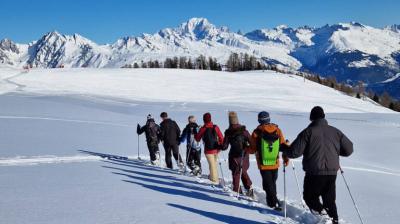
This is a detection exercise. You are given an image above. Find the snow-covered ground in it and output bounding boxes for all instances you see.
[0,68,399,224]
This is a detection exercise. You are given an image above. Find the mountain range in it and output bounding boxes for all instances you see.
[0,17,399,98]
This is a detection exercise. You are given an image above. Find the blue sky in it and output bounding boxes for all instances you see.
[1,0,399,44]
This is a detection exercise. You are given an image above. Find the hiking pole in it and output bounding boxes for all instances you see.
[339,167,365,224]
[283,163,287,222]
[236,150,245,198]
[291,161,306,208]
[184,146,190,174]
[137,131,141,160]
[218,153,226,189]
[158,150,162,168]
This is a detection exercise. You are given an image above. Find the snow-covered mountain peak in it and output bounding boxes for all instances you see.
[0,38,20,53]
[327,23,400,57]
[386,24,400,33]
[176,17,220,39]
[244,25,313,47]
[276,24,289,30]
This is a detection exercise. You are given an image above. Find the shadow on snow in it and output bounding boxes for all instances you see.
[79,150,281,223]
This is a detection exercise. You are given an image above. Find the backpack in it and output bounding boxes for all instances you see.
[259,130,280,166]
[148,122,160,144]
[202,125,219,149]
[229,132,247,155]
[189,130,202,151]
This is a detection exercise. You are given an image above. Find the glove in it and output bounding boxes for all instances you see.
[283,155,289,167]
[136,124,141,134]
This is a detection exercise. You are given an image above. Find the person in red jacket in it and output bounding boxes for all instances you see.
[195,112,224,184]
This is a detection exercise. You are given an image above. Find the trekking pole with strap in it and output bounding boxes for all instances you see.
[236,150,245,198]
[283,162,287,222]
[339,167,365,224]
[291,161,306,208]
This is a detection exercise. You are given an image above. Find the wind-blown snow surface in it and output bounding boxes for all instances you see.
[1,68,400,224]
[4,68,393,113]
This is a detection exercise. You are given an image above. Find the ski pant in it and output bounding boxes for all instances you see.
[163,142,182,169]
[303,174,338,222]
[260,169,279,208]
[229,154,252,192]
[205,153,219,184]
[186,145,201,170]
[147,141,159,162]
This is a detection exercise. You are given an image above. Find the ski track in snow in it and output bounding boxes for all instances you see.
[2,154,399,178]
[0,155,102,166]
[0,115,132,127]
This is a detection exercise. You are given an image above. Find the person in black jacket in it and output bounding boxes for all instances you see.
[222,111,253,197]
[179,115,202,175]
[159,112,183,169]
[282,106,353,224]
[137,114,161,165]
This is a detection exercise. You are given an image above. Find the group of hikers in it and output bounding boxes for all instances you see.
[137,106,353,224]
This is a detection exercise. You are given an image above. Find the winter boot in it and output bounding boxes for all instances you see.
[246,186,255,199]
[272,201,282,211]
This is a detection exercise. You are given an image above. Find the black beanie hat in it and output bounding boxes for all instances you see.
[160,112,168,118]
[258,111,270,124]
[310,106,325,121]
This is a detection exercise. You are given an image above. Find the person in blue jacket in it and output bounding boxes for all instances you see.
[180,115,202,176]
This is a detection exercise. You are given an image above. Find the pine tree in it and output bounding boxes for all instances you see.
[380,92,392,107]
[164,58,172,68]
[187,58,194,69]
[373,93,380,103]
[227,53,240,72]
[133,62,139,68]
[172,57,179,68]
[154,60,160,68]
[389,102,395,110]
[178,57,186,69]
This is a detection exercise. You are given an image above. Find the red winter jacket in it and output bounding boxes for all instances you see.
[195,122,224,155]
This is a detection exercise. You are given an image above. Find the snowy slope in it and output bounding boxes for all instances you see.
[2,67,393,113]
[1,68,400,224]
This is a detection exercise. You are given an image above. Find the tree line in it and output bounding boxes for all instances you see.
[300,72,400,112]
[122,53,267,71]
[122,55,222,71]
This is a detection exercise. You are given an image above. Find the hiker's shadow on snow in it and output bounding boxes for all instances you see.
[168,203,275,224]
[80,150,280,222]
[101,160,280,215]
[122,179,278,223]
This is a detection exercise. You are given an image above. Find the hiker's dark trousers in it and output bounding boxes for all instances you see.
[229,154,252,192]
[163,143,182,169]
[147,141,159,161]
[260,169,279,208]
[303,174,338,221]
[186,146,202,170]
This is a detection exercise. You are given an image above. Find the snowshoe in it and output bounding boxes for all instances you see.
[246,187,255,199]
[273,206,283,212]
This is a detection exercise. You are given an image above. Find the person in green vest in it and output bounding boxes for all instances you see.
[248,111,289,211]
